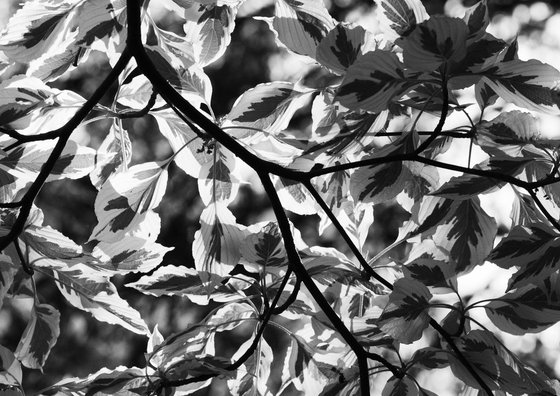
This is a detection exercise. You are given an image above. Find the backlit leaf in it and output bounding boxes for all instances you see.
[192,203,247,289]
[127,265,243,305]
[15,304,60,370]
[399,16,469,72]
[316,23,370,75]
[91,161,169,241]
[183,2,237,66]
[226,81,313,133]
[449,330,552,395]
[480,59,560,114]
[429,197,497,274]
[336,50,420,113]
[263,0,335,58]
[378,277,432,343]
[382,375,419,396]
[44,366,148,396]
[484,275,560,335]
[227,337,273,396]
[487,223,560,290]
[377,0,429,40]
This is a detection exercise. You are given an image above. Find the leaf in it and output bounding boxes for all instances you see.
[431,157,531,199]
[197,145,239,205]
[90,122,132,189]
[15,303,60,370]
[449,330,552,395]
[479,59,560,114]
[148,321,246,381]
[0,0,126,80]
[227,337,273,396]
[475,110,547,158]
[226,81,313,133]
[463,0,489,39]
[484,275,560,335]
[407,347,450,369]
[44,366,148,396]
[127,265,242,306]
[403,257,457,293]
[152,110,210,179]
[0,140,95,195]
[0,0,75,63]
[91,161,169,241]
[240,222,288,273]
[315,23,370,75]
[261,0,335,58]
[399,16,469,72]
[307,90,388,157]
[21,223,83,261]
[0,254,17,311]
[276,177,317,215]
[35,260,149,335]
[377,0,429,40]
[183,2,237,66]
[378,277,432,343]
[0,345,22,387]
[429,197,497,274]
[382,375,419,396]
[487,223,560,290]
[92,235,171,274]
[192,203,247,289]
[336,50,420,113]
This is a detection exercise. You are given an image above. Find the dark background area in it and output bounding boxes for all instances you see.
[0,0,559,393]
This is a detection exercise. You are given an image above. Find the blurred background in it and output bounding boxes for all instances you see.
[1,0,560,394]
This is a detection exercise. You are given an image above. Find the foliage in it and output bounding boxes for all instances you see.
[0,0,560,395]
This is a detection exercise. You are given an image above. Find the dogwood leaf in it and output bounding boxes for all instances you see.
[378,277,432,343]
[15,303,60,370]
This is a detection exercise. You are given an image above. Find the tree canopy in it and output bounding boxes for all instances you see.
[1,0,560,395]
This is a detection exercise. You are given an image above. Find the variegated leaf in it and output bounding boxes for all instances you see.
[35,260,149,335]
[316,23,370,75]
[463,0,489,39]
[408,347,450,370]
[487,223,560,290]
[127,265,243,305]
[227,337,273,396]
[90,121,132,189]
[0,0,126,80]
[91,161,169,241]
[399,16,469,72]
[480,59,560,114]
[240,222,288,273]
[198,145,239,205]
[476,110,547,158]
[15,304,60,370]
[484,274,560,335]
[0,254,17,311]
[261,0,335,59]
[429,197,497,274]
[336,50,420,113]
[431,157,531,199]
[92,236,171,274]
[378,277,432,344]
[152,110,211,179]
[0,345,22,388]
[377,0,429,40]
[44,366,148,396]
[382,375,420,396]
[449,330,552,395]
[0,0,75,63]
[226,81,313,133]
[192,203,247,289]
[183,2,237,66]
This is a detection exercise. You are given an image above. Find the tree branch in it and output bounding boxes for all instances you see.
[0,48,132,259]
